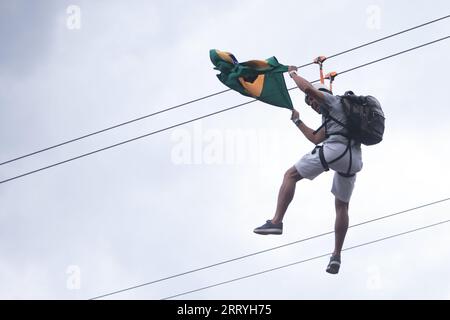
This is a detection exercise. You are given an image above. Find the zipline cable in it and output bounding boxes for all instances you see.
[1,36,448,185]
[162,218,450,300]
[1,15,448,166]
[89,197,449,300]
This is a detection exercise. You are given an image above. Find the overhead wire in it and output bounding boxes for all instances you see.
[89,197,450,299]
[63,14,450,300]
[1,14,448,167]
[0,35,449,185]
[325,14,449,60]
[162,218,450,300]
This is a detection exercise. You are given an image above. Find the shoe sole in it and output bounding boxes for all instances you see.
[326,261,341,274]
[253,229,283,235]
[326,268,339,274]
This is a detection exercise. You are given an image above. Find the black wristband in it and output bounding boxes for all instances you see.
[293,118,302,126]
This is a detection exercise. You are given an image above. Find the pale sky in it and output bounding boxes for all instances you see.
[0,0,449,299]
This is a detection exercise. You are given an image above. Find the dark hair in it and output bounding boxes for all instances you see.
[318,88,333,94]
[305,87,333,106]
[304,95,311,105]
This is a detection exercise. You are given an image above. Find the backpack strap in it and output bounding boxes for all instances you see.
[313,113,349,138]
[313,117,330,136]
[326,114,348,131]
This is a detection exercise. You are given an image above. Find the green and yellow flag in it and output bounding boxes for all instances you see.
[209,49,293,110]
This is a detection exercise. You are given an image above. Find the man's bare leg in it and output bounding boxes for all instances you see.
[333,197,349,256]
[326,197,349,274]
[271,166,303,224]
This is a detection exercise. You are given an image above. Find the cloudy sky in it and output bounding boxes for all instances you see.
[0,0,449,300]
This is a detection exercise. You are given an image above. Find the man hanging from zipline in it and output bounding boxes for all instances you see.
[210,50,383,274]
[253,63,364,274]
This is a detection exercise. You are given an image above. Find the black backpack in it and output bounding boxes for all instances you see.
[339,91,385,146]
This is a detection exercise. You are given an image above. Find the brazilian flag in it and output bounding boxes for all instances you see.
[210,49,293,110]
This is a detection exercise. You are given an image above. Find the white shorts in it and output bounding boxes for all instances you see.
[294,142,363,203]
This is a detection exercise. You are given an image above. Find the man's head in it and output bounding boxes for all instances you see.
[305,83,332,114]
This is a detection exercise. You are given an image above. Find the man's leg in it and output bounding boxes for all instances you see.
[254,166,303,235]
[271,166,303,224]
[333,197,349,257]
[326,197,349,274]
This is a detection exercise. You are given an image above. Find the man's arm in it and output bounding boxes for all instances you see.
[295,121,326,145]
[288,66,325,104]
[291,109,326,145]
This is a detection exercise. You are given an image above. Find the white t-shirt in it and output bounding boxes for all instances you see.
[321,92,359,145]
[320,92,362,163]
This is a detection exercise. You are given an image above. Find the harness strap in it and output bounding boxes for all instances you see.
[327,132,350,138]
[346,142,353,175]
[338,172,355,178]
[312,139,355,178]
[312,111,356,178]
[328,139,351,165]
[318,146,329,171]
[337,141,355,178]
